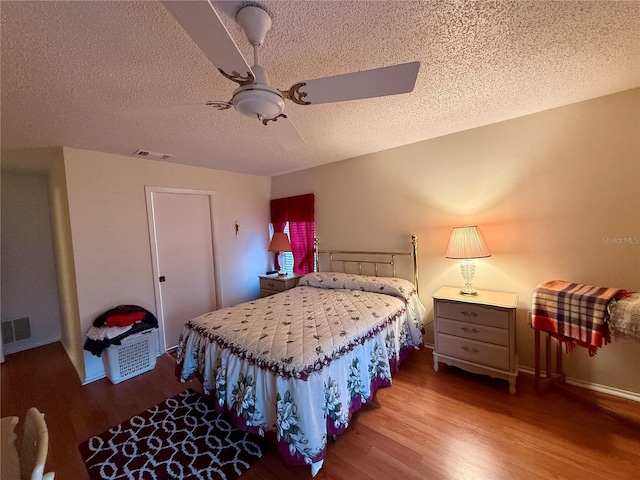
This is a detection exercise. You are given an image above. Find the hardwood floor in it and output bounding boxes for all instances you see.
[2,342,639,479]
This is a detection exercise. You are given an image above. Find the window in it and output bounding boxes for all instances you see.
[270,194,315,275]
[279,223,295,275]
[271,221,316,275]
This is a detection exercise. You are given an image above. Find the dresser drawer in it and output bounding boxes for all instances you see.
[260,277,286,291]
[437,333,510,370]
[437,317,509,346]
[437,301,509,329]
[259,275,300,297]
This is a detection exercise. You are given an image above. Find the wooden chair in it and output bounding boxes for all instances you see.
[19,408,55,480]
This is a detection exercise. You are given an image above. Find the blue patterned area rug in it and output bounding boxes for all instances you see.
[79,389,267,480]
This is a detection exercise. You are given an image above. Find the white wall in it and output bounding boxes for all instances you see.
[61,148,271,383]
[1,171,62,353]
[272,89,640,395]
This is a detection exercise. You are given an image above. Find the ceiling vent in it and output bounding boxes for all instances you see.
[132,149,174,160]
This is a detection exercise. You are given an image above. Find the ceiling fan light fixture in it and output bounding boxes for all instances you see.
[232,85,285,119]
[161,1,420,149]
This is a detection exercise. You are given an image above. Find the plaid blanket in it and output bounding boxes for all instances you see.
[531,280,623,355]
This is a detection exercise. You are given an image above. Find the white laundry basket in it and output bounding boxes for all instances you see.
[102,329,157,384]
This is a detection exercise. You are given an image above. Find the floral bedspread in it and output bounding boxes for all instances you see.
[176,273,425,470]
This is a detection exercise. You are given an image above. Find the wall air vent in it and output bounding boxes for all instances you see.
[1,317,31,344]
[132,149,174,160]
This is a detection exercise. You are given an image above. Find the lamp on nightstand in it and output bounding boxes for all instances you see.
[446,225,491,296]
[268,232,292,275]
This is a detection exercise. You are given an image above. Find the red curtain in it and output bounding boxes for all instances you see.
[270,197,288,234]
[270,194,315,274]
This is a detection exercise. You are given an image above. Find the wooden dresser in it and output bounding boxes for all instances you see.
[432,286,519,394]
[259,274,301,297]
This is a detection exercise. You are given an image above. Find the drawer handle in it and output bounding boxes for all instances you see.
[461,346,480,353]
[268,282,275,287]
[461,327,480,334]
[461,311,480,318]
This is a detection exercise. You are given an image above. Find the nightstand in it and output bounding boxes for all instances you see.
[259,274,301,297]
[432,286,519,394]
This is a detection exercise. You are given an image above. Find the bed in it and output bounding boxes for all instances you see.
[175,237,426,475]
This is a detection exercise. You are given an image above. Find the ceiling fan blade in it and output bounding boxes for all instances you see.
[114,101,231,118]
[263,114,305,151]
[286,61,420,105]
[161,1,254,85]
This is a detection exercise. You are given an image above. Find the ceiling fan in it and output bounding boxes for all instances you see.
[161,1,420,150]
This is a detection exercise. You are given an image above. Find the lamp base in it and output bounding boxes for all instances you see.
[459,259,477,296]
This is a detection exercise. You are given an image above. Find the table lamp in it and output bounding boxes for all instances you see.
[446,226,491,296]
[268,232,292,275]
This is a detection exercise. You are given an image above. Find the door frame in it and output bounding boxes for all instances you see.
[145,186,221,353]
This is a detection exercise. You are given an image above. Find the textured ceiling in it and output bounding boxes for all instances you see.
[1,1,639,177]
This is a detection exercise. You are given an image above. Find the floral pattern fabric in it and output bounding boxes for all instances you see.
[176,278,425,471]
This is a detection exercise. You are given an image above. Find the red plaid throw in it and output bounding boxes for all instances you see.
[531,280,622,355]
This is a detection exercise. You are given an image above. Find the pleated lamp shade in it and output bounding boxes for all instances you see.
[268,232,292,252]
[445,226,491,259]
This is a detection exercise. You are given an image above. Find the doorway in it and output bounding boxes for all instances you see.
[145,187,219,352]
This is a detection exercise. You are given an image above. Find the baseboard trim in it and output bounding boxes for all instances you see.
[564,377,640,403]
[518,366,640,403]
[82,371,106,385]
[3,337,62,356]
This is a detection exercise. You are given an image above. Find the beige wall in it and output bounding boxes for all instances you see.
[1,171,61,353]
[48,151,84,378]
[62,148,271,383]
[272,89,640,395]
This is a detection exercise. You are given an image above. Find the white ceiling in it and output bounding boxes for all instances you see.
[1,1,639,177]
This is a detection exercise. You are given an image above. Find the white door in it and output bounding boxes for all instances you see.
[147,188,218,351]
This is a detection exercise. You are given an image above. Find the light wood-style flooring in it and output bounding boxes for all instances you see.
[2,342,639,479]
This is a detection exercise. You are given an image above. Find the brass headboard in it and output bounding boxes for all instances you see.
[315,235,419,294]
